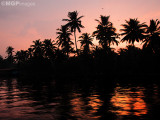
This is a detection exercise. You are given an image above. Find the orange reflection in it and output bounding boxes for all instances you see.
[110,86,147,116]
[88,95,103,110]
[70,94,85,118]
[133,98,147,116]
[70,93,103,119]
[88,94,103,118]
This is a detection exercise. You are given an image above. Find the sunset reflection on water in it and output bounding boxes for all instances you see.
[70,92,103,119]
[0,78,159,120]
[110,86,148,117]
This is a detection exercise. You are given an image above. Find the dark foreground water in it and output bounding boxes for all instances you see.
[0,77,159,120]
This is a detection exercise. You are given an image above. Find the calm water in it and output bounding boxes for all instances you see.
[0,77,159,120]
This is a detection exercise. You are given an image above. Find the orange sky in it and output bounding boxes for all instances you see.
[0,0,160,57]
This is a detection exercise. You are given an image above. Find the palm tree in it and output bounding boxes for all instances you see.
[15,50,28,63]
[6,46,14,64]
[56,25,73,56]
[63,11,84,52]
[120,18,147,45]
[93,15,118,49]
[6,46,14,57]
[31,39,43,58]
[43,39,56,59]
[78,33,94,54]
[28,48,33,59]
[143,19,160,54]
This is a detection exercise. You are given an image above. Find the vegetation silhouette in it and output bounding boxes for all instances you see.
[56,25,73,57]
[63,11,84,53]
[143,19,160,55]
[43,39,56,60]
[78,33,94,55]
[6,46,14,65]
[6,46,14,58]
[120,18,147,45]
[31,39,44,58]
[93,15,119,49]
[0,11,160,79]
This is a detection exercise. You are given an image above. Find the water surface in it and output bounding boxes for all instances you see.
[0,78,159,120]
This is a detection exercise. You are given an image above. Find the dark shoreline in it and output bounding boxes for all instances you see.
[0,68,159,85]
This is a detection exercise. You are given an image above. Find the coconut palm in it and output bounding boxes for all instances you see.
[143,19,160,54]
[6,46,14,57]
[78,33,94,54]
[27,48,33,59]
[56,25,73,56]
[120,18,147,45]
[31,39,43,58]
[93,15,118,49]
[63,11,84,52]
[6,46,14,64]
[43,39,56,59]
[15,50,28,63]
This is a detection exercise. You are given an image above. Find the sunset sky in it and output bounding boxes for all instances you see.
[0,0,160,57]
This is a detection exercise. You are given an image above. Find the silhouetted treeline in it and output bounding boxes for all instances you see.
[0,11,160,78]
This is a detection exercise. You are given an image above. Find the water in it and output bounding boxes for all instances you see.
[0,77,159,120]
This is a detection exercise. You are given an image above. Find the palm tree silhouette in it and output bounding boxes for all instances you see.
[6,46,14,57]
[63,11,84,53]
[6,46,14,64]
[31,40,43,58]
[27,48,33,59]
[43,39,56,59]
[78,33,94,54]
[15,50,28,63]
[120,18,147,45]
[93,15,118,49]
[143,19,160,54]
[56,25,73,56]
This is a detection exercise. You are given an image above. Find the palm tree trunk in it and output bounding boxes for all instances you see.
[74,30,78,52]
